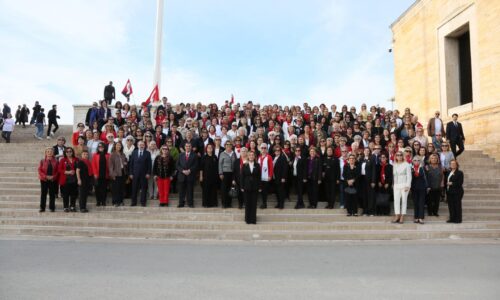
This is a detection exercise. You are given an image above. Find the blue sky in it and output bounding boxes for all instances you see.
[0,0,414,124]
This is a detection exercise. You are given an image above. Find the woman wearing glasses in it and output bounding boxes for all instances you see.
[392,151,412,223]
[58,147,79,212]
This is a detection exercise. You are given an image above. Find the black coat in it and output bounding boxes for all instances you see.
[200,154,219,184]
[446,121,465,142]
[48,109,59,122]
[322,156,340,183]
[359,155,377,184]
[305,157,322,182]
[292,157,308,180]
[176,152,198,182]
[273,154,289,182]
[447,170,464,194]
[375,163,393,187]
[343,164,360,188]
[104,84,115,100]
[240,163,261,192]
[128,149,152,177]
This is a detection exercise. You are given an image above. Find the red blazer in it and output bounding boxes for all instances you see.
[91,153,110,179]
[72,131,84,146]
[58,157,78,185]
[38,158,59,181]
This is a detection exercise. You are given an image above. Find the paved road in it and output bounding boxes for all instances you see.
[1,238,499,300]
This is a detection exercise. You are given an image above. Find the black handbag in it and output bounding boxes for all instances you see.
[345,186,357,194]
[376,192,390,206]
[229,187,239,198]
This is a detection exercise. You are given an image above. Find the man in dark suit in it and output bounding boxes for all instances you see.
[104,81,115,105]
[176,142,198,207]
[272,146,289,209]
[445,113,465,157]
[128,141,152,206]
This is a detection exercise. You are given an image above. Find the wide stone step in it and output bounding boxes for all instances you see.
[2,224,499,241]
[2,217,500,232]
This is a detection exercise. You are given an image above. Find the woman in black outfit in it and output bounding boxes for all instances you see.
[322,146,340,209]
[240,151,261,224]
[199,144,219,208]
[374,153,393,216]
[233,147,248,209]
[446,160,464,223]
[343,154,360,216]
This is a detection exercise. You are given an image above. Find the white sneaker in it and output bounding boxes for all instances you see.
[340,205,344,209]
[47,136,51,140]
[37,136,43,140]
[50,132,54,137]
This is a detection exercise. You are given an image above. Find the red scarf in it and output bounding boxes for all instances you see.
[413,163,420,176]
[380,162,387,185]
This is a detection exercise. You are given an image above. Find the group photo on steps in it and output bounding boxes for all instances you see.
[33,85,466,225]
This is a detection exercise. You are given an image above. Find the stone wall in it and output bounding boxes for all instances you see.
[391,0,500,161]
[73,105,91,131]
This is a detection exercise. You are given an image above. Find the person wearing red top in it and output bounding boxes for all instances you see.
[258,143,273,209]
[92,142,110,206]
[58,147,79,212]
[38,147,59,212]
[72,123,86,146]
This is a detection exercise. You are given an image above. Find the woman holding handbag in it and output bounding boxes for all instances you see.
[375,153,393,216]
[343,154,360,216]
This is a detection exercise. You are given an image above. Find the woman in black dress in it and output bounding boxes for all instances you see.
[374,153,393,216]
[241,151,261,224]
[200,144,219,207]
[322,146,340,209]
[343,154,360,216]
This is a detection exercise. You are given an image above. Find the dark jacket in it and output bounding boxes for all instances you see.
[446,121,465,142]
[411,165,428,190]
[343,164,360,188]
[273,154,289,182]
[305,156,322,182]
[240,162,261,192]
[359,155,377,184]
[153,155,175,179]
[176,152,198,182]
[292,157,308,180]
[200,154,219,184]
[48,109,59,122]
[375,163,393,187]
[128,149,152,177]
[104,84,115,100]
[322,156,340,183]
[447,170,464,194]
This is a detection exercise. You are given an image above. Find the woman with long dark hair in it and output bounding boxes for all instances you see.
[200,143,219,208]
[153,145,175,207]
[58,147,79,212]
[109,142,128,206]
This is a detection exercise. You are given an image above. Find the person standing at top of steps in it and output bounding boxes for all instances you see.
[47,105,60,139]
[104,81,115,106]
[34,108,45,140]
[30,101,41,125]
[38,147,59,212]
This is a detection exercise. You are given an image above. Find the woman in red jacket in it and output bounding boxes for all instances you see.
[58,147,79,212]
[38,147,59,212]
[92,142,110,206]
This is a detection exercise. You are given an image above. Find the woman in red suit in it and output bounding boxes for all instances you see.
[38,147,59,212]
[58,147,79,212]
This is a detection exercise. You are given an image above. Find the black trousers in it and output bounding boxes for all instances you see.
[307,179,319,207]
[111,176,125,205]
[40,180,57,210]
[345,190,358,215]
[450,139,465,157]
[47,120,59,136]
[79,181,90,210]
[1,131,11,143]
[428,189,441,216]
[95,177,108,205]
[361,176,375,214]
[244,190,258,224]
[293,177,305,207]
[131,176,148,206]
[274,180,286,208]
[178,180,194,206]
[412,188,426,219]
[220,172,233,208]
[61,182,78,209]
[202,181,218,207]
[260,181,270,206]
[325,178,337,208]
[447,191,463,223]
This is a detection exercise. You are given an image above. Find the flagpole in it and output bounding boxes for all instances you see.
[153,0,164,92]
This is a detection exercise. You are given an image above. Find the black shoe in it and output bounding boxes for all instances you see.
[435,214,440,217]
[141,204,146,207]
[260,204,267,209]
[325,205,333,209]
[353,213,358,217]
[130,204,137,207]
[159,203,166,207]
[188,204,194,208]
[295,204,304,209]
[63,208,70,213]
[177,204,185,208]
[50,209,55,212]
[39,209,45,213]
[80,209,88,213]
[238,205,243,209]
[70,207,76,212]
[96,203,101,207]
[446,220,453,223]
[274,205,280,209]
[347,214,352,217]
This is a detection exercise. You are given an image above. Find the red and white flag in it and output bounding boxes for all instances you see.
[230,94,234,104]
[121,79,133,99]
[144,84,160,106]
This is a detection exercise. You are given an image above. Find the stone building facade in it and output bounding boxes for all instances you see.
[391,0,500,160]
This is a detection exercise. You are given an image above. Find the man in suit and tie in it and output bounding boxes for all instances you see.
[446,113,465,157]
[176,142,198,207]
[128,141,152,206]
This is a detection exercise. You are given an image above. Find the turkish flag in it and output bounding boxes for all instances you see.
[121,79,133,101]
[144,84,160,106]
[230,94,234,104]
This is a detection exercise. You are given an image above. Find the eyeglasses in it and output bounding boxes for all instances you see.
[65,150,73,153]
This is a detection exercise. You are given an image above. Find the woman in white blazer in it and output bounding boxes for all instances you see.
[392,151,412,223]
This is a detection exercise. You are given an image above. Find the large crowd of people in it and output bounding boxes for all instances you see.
[36,88,466,225]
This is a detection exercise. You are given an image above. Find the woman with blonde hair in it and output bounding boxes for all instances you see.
[392,151,412,223]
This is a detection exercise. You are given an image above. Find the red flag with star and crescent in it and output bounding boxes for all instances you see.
[121,79,133,100]
[144,84,160,106]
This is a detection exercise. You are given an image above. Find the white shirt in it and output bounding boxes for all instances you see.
[2,118,14,131]
[434,118,442,134]
[339,157,346,180]
[293,158,299,176]
[260,156,270,181]
[249,162,254,173]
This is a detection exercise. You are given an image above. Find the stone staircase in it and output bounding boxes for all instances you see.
[0,125,499,242]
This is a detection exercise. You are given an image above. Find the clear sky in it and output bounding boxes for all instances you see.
[0,0,415,124]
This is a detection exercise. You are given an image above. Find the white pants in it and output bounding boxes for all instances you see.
[393,186,409,215]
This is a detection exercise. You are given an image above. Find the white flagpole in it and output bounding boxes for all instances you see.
[153,0,165,93]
